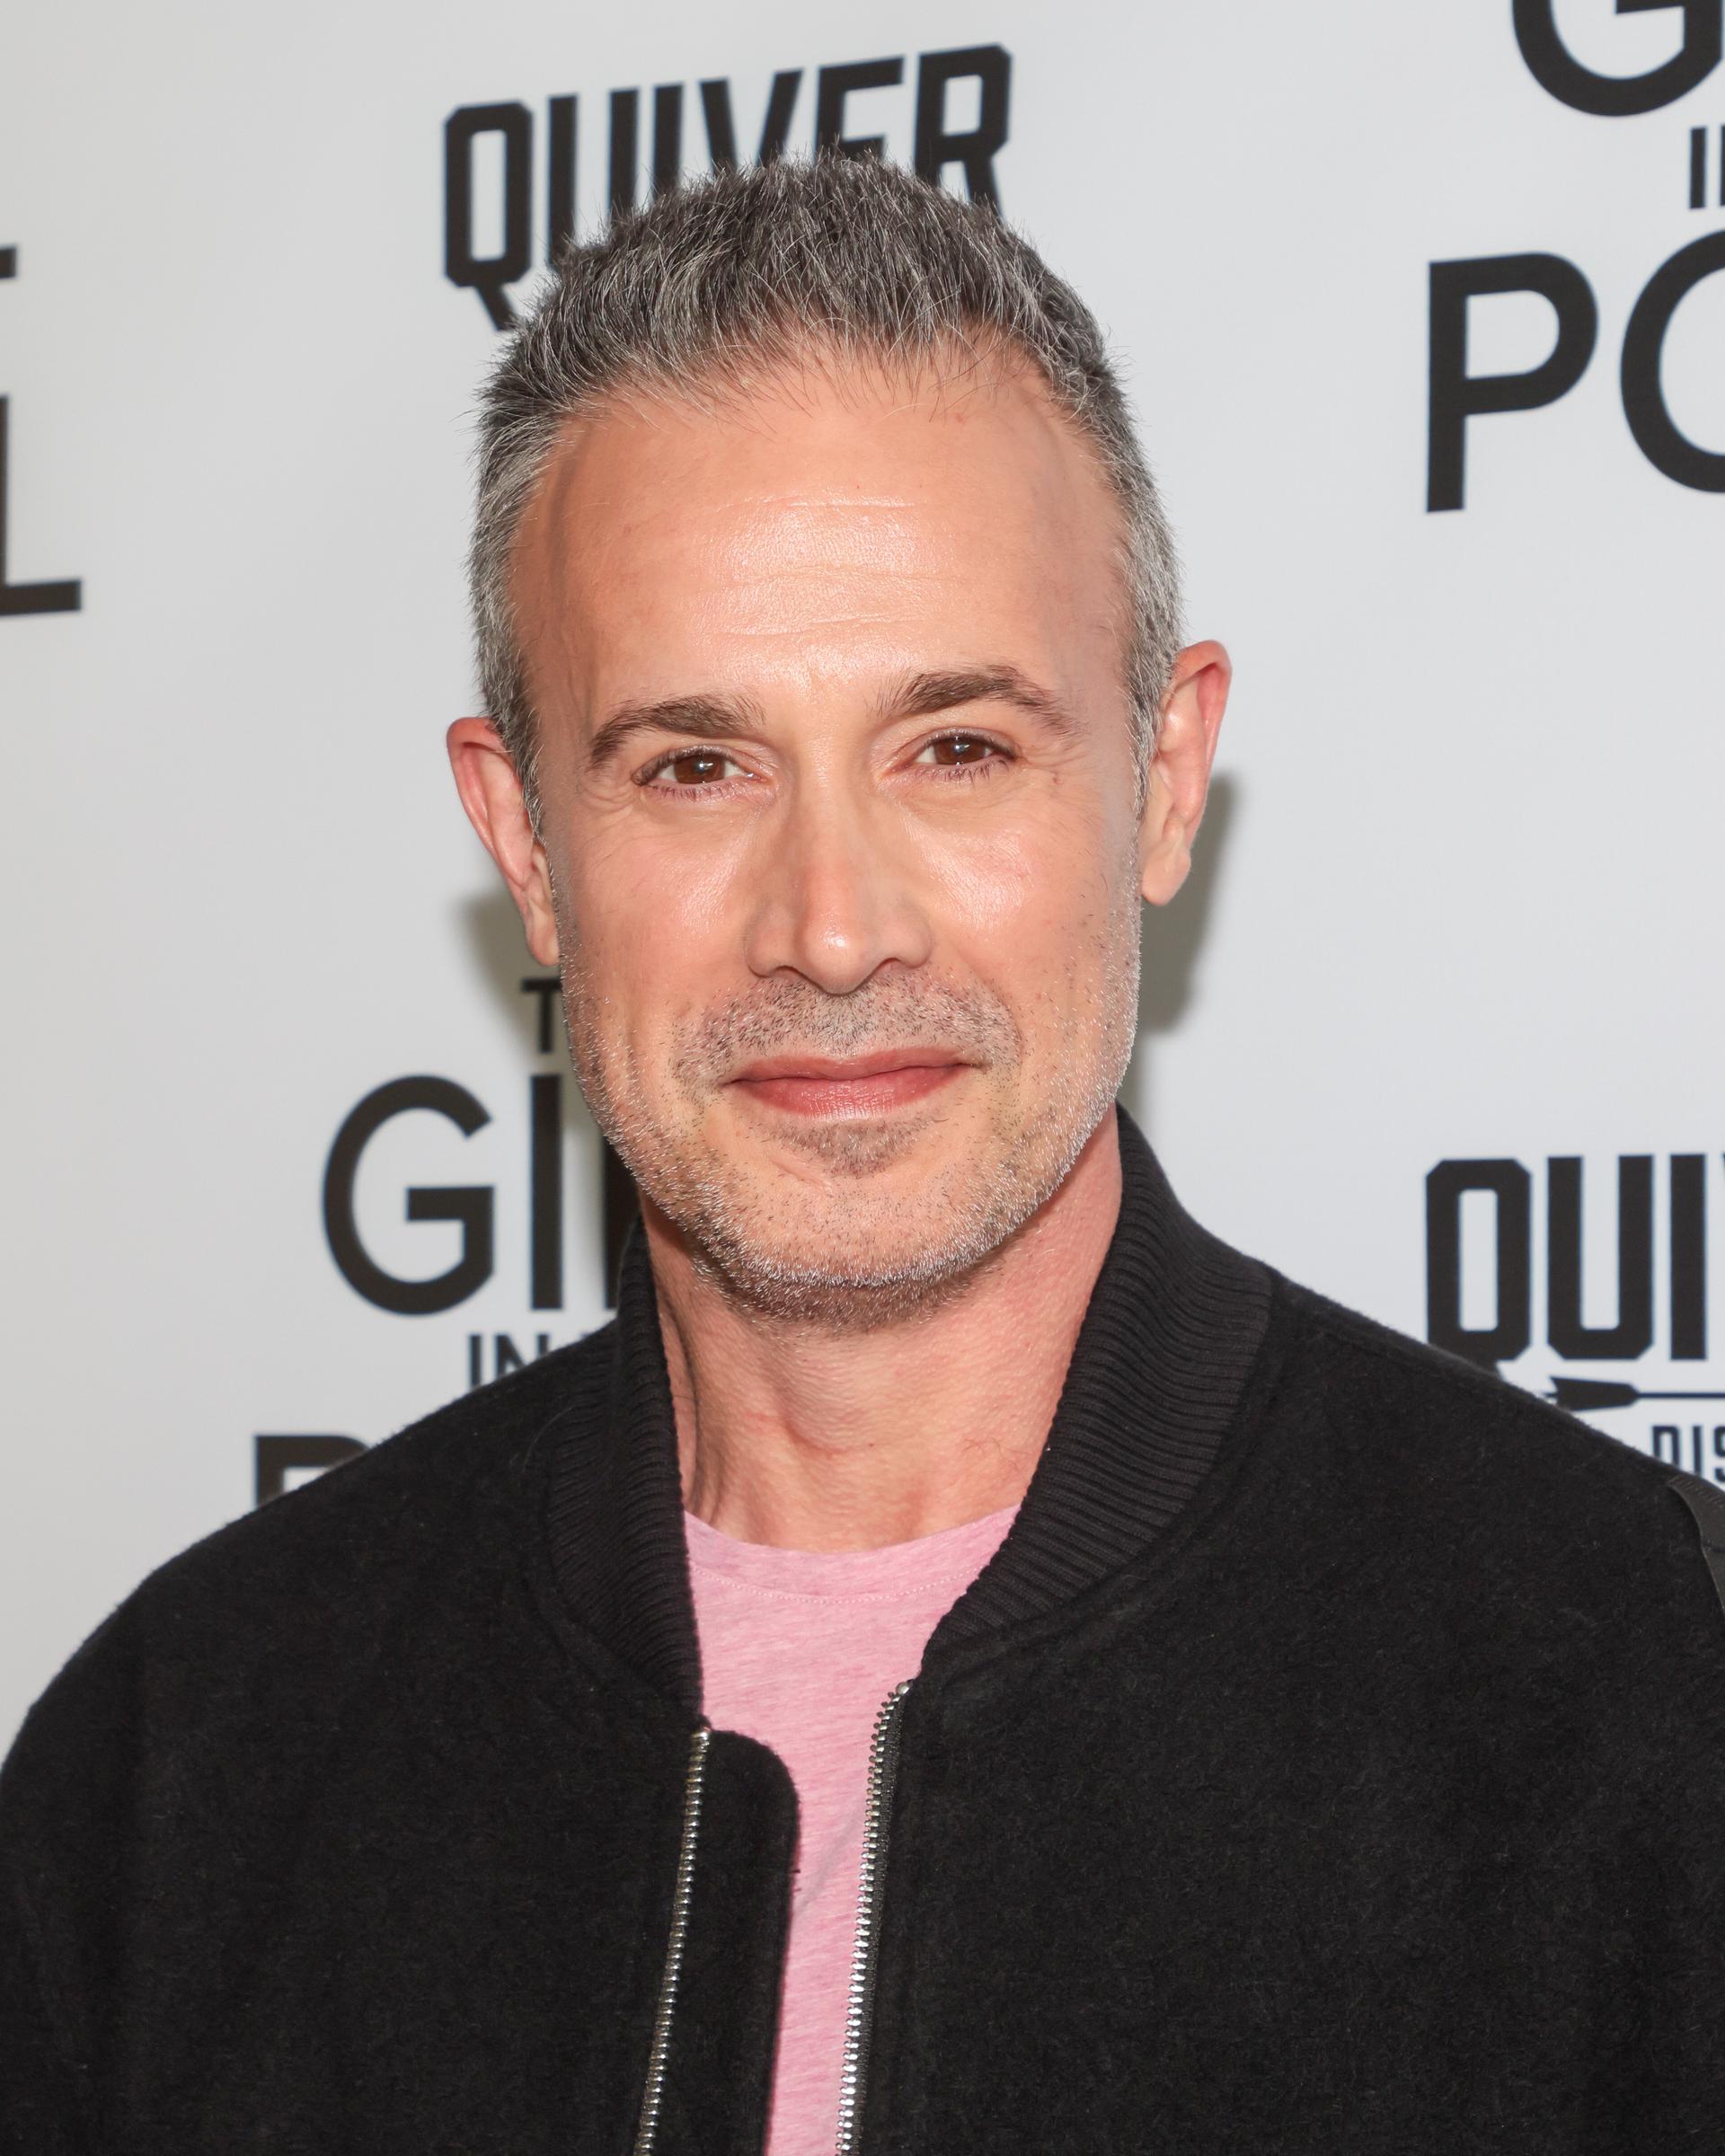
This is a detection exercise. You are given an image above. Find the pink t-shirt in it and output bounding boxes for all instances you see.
[686,1502,1018,2156]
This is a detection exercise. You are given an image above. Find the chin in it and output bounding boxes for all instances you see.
[674,1157,1040,1330]
[690,1225,1000,1332]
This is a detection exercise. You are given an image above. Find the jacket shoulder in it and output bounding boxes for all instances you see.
[1,1322,616,1803]
[129,1320,609,1630]
[1266,1273,1725,1650]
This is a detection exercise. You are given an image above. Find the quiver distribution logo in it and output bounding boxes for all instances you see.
[1429,1153,1725,1480]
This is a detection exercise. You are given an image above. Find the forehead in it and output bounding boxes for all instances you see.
[509,353,1129,720]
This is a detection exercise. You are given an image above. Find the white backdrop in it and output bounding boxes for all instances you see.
[4,0,1723,1745]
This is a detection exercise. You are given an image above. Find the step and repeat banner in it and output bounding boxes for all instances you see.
[4,0,1721,1742]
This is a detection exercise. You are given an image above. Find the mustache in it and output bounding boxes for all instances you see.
[672,973,1022,1085]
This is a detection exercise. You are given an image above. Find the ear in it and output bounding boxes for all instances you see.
[446,718,561,966]
[1138,641,1231,907]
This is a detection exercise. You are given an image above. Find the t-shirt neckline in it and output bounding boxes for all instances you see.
[683,1501,1022,1601]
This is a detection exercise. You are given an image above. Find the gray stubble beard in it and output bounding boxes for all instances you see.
[556,884,1142,1334]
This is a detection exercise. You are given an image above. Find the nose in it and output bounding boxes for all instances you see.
[740,775,934,994]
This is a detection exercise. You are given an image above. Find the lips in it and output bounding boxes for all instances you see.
[727,1049,969,1118]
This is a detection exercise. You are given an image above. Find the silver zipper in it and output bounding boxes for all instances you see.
[632,1725,712,2156]
[834,1680,913,2156]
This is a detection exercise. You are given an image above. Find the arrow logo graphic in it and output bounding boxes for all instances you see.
[1548,1376,1725,1414]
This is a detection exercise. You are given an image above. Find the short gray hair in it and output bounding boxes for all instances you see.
[471,152,1183,826]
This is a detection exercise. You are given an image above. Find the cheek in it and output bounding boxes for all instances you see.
[928,809,1133,987]
[562,824,743,1022]
[924,825,1038,933]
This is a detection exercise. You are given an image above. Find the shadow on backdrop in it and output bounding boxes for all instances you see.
[456,886,568,1056]
[455,888,636,1301]
[1137,771,1237,1038]
[1124,770,1238,1144]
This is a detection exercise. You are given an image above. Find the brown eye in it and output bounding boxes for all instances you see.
[924,735,999,767]
[660,750,734,787]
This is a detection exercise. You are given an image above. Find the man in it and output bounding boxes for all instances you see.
[4,153,1723,2156]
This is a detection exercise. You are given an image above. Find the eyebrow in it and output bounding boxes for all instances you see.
[875,665,1079,738]
[585,662,1076,771]
[587,692,768,771]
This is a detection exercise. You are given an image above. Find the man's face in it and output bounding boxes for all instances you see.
[473,354,1206,1323]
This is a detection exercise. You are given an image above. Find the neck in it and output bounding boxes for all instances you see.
[643,1108,1123,1551]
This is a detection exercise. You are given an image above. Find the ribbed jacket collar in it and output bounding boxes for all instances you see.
[545,1108,1272,1716]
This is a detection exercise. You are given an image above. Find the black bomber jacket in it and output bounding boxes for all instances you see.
[4,1110,1725,2154]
